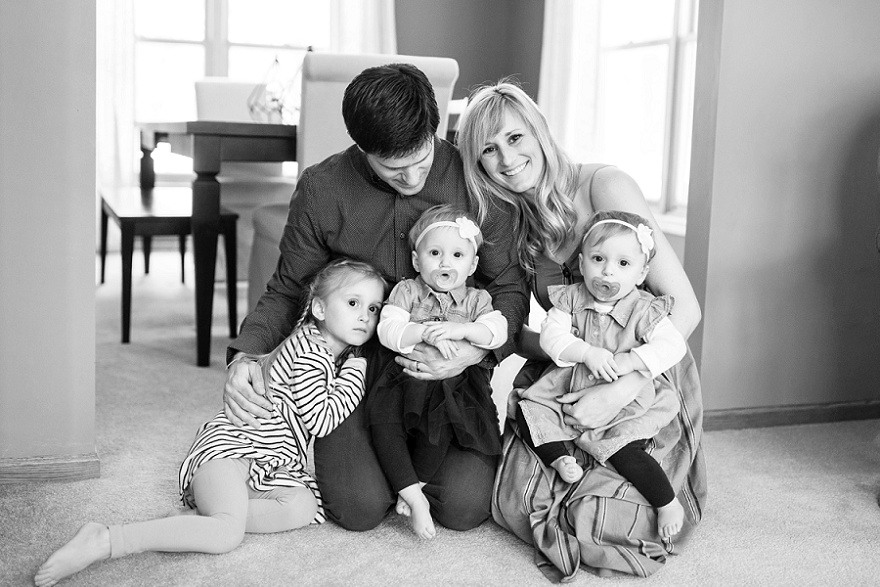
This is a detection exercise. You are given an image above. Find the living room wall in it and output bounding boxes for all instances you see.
[687,0,880,421]
[0,0,97,479]
[395,0,544,101]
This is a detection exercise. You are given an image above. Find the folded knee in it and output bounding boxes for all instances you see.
[433,501,490,531]
[276,493,320,530]
[321,483,393,531]
[325,498,390,531]
[206,517,245,554]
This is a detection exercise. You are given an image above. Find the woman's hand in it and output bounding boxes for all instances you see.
[223,355,273,428]
[395,341,487,380]
[557,371,647,428]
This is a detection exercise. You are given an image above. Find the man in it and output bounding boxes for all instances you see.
[223,63,528,531]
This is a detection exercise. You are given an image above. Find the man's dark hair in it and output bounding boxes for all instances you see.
[342,63,439,158]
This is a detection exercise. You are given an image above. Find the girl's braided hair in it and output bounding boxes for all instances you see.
[293,258,389,333]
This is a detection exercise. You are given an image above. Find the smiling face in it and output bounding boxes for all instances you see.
[412,226,479,293]
[477,109,544,196]
[312,275,385,357]
[364,139,435,196]
[579,231,649,304]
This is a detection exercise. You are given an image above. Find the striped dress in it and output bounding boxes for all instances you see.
[177,323,367,524]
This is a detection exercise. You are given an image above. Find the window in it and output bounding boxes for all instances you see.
[133,0,332,175]
[567,0,698,217]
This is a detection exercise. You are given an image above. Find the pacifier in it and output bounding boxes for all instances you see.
[590,278,620,300]
[430,269,459,290]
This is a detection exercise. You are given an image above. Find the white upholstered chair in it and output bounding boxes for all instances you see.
[194,78,296,285]
[247,52,460,312]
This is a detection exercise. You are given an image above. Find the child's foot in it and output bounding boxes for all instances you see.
[657,498,685,540]
[407,494,436,540]
[395,494,411,517]
[551,455,583,483]
[395,481,427,518]
[34,522,111,587]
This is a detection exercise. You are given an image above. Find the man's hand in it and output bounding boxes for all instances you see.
[395,341,488,380]
[224,356,273,428]
[432,339,461,360]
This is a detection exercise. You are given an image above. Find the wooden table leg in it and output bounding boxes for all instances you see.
[191,136,222,367]
[139,140,155,190]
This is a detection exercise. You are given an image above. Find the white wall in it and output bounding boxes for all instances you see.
[0,1,97,468]
[687,0,880,411]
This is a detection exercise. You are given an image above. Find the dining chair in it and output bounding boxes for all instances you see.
[246,52,460,312]
[99,186,239,344]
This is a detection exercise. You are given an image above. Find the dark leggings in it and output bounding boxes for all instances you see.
[515,405,674,508]
[371,423,452,492]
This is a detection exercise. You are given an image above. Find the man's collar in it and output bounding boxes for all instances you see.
[350,146,397,193]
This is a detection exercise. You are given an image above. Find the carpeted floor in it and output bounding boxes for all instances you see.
[2,251,879,587]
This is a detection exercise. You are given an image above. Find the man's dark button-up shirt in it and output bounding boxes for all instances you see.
[230,137,528,366]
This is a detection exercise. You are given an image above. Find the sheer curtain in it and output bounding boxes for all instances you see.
[96,0,135,195]
[331,0,397,54]
[537,0,600,161]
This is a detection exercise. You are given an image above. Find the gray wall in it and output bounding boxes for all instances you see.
[396,0,544,100]
[0,1,97,470]
[687,0,880,411]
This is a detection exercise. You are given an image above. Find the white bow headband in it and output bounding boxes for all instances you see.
[582,219,655,260]
[414,217,481,251]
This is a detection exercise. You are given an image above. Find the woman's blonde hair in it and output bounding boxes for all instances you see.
[457,79,579,273]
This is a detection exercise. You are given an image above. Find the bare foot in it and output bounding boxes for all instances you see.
[657,498,684,540]
[407,494,436,540]
[34,522,111,587]
[551,455,583,483]
[395,494,411,517]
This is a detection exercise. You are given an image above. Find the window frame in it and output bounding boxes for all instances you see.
[133,0,326,181]
[596,0,698,219]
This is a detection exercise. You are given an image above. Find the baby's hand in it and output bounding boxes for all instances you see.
[581,346,619,382]
[421,322,466,345]
[612,352,636,376]
[432,339,460,360]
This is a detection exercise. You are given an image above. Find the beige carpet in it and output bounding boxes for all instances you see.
[2,250,879,587]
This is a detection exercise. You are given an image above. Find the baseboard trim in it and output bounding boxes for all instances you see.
[705,400,880,431]
[0,453,100,484]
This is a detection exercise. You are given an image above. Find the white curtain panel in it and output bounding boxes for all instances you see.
[537,0,598,155]
[96,0,136,193]
[331,0,398,54]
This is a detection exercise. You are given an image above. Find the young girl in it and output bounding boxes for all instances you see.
[514,210,687,540]
[35,258,387,587]
[369,205,507,540]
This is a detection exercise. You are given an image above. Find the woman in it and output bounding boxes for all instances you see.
[457,81,707,581]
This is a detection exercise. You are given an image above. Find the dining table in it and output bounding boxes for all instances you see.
[139,121,297,367]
